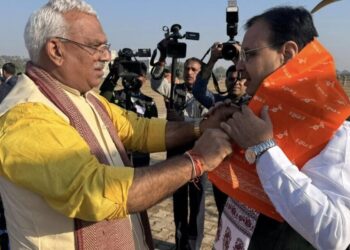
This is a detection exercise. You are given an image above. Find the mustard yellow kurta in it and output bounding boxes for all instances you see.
[0,74,166,249]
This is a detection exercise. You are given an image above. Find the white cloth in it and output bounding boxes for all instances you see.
[213,199,258,250]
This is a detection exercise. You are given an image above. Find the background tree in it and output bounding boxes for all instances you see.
[213,66,227,81]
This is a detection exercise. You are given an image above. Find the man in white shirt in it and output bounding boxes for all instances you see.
[214,6,350,250]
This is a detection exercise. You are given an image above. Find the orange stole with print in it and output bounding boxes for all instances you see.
[208,39,350,221]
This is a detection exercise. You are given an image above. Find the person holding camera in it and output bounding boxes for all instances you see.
[151,44,207,249]
[0,0,239,249]
[192,43,250,222]
[212,6,350,249]
[102,61,158,167]
[193,42,250,109]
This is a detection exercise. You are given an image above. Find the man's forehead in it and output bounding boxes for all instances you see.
[185,61,201,69]
[242,20,270,49]
[64,11,106,41]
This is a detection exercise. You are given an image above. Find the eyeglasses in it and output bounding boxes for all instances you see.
[239,45,275,63]
[55,37,111,56]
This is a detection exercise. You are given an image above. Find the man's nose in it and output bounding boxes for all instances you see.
[236,60,245,72]
[101,50,112,62]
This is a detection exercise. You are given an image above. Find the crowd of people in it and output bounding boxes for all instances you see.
[0,0,349,250]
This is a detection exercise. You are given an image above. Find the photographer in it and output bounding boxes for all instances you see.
[192,42,250,221]
[151,44,207,249]
[112,62,157,119]
[104,62,158,167]
[193,42,250,109]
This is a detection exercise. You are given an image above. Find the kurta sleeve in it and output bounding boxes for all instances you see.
[99,96,167,153]
[0,103,134,221]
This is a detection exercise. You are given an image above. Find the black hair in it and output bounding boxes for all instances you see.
[226,65,237,78]
[2,62,16,75]
[184,57,202,68]
[245,6,318,50]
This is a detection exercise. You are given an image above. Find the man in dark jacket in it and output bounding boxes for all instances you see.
[0,63,18,103]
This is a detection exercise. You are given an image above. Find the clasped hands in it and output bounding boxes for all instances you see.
[200,101,274,149]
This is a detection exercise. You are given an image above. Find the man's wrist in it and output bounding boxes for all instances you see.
[245,138,277,164]
[208,57,218,65]
[184,150,205,179]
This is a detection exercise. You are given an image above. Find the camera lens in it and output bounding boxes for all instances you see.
[222,42,239,60]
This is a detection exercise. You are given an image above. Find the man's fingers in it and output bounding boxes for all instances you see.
[241,105,254,116]
[260,105,272,126]
[210,129,233,156]
[221,120,239,139]
[220,122,232,135]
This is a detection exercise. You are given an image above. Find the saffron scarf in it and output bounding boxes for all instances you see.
[209,39,350,221]
[26,62,153,249]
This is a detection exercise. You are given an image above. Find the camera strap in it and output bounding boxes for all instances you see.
[201,47,228,95]
[212,72,228,95]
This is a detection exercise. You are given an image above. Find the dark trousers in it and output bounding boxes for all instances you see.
[167,145,205,250]
[173,176,206,250]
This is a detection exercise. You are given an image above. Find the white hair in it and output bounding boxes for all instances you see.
[24,0,97,63]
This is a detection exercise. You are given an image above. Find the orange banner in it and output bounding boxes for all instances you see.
[209,39,350,221]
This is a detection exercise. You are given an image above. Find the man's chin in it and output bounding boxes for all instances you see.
[185,78,194,84]
[88,80,103,90]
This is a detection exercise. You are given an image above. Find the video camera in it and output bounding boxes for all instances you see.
[160,24,200,59]
[100,48,151,97]
[110,48,151,78]
[221,0,240,60]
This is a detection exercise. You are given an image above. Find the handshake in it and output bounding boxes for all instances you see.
[189,101,273,173]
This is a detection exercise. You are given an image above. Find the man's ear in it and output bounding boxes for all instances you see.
[281,40,299,63]
[46,38,64,66]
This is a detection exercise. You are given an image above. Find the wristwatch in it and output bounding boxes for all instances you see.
[244,139,276,164]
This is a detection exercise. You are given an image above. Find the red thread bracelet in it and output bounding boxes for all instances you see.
[184,150,204,179]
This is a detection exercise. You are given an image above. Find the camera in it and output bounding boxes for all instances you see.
[161,24,200,58]
[100,48,150,96]
[222,0,240,60]
[112,48,150,78]
[222,41,240,60]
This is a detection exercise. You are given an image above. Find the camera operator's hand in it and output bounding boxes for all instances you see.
[199,42,223,80]
[157,39,169,62]
[231,43,242,64]
[209,42,223,63]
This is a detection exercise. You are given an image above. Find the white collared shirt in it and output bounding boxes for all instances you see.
[257,121,350,250]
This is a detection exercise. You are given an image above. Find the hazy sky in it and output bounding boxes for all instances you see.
[0,0,349,70]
